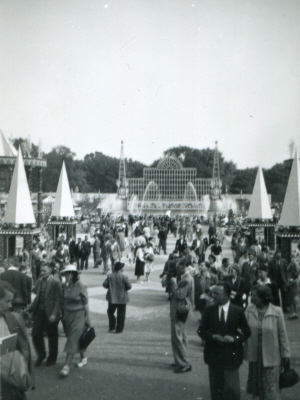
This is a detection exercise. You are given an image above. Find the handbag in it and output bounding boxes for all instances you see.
[280,365,299,389]
[1,350,33,391]
[79,326,96,350]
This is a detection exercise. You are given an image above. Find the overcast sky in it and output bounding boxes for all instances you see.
[0,0,299,169]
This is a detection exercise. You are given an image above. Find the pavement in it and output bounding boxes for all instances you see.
[27,228,300,400]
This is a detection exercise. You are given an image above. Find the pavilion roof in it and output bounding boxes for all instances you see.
[247,166,272,220]
[0,130,17,157]
[279,150,300,226]
[51,161,75,218]
[2,148,36,224]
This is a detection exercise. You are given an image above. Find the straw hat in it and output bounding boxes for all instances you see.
[60,264,82,274]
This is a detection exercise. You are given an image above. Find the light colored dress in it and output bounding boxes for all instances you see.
[63,281,88,355]
[247,309,281,400]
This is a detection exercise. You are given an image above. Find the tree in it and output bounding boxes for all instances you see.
[230,168,257,194]
[43,146,76,192]
[264,161,292,203]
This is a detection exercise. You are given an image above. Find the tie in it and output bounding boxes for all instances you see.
[220,307,225,325]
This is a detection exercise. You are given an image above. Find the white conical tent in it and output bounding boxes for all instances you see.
[279,150,300,226]
[51,162,75,217]
[0,130,17,157]
[247,166,272,219]
[2,148,36,224]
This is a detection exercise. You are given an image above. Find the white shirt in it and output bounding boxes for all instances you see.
[218,300,230,322]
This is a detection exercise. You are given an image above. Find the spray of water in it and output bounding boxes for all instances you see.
[215,195,237,214]
[100,194,124,213]
[201,195,211,217]
[128,195,139,215]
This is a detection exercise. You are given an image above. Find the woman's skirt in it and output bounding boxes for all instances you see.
[64,309,86,355]
[135,258,145,277]
[287,280,298,304]
[247,331,281,400]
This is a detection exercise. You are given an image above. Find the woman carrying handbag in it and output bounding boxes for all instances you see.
[59,265,91,377]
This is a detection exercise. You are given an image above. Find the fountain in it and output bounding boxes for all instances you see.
[128,195,139,215]
[140,181,160,211]
[201,194,211,218]
[142,181,160,201]
[182,182,199,214]
[100,194,124,214]
[215,195,238,214]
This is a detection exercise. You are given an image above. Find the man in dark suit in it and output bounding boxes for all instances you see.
[158,225,168,255]
[75,237,84,270]
[240,251,259,295]
[93,234,101,268]
[0,257,32,311]
[198,282,251,400]
[268,250,289,311]
[103,261,132,333]
[170,259,194,373]
[191,231,206,264]
[68,237,76,264]
[27,262,62,367]
[175,233,187,256]
[208,222,216,246]
[82,235,91,270]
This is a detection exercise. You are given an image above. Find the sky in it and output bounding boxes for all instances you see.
[0,0,300,170]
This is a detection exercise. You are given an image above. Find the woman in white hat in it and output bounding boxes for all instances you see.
[59,265,90,376]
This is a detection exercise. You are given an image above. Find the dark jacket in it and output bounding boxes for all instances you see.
[175,238,187,255]
[27,275,62,321]
[241,261,259,292]
[75,242,84,258]
[82,240,91,257]
[224,276,248,309]
[158,229,167,241]
[191,239,206,261]
[103,271,132,304]
[198,303,251,369]
[69,240,76,261]
[268,258,288,287]
[0,269,32,308]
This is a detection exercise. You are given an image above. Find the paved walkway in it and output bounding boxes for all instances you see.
[27,229,300,400]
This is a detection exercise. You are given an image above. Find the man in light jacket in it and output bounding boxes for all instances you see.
[169,258,194,373]
[103,261,132,333]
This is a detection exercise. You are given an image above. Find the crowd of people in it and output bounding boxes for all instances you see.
[0,213,299,400]
[163,217,299,400]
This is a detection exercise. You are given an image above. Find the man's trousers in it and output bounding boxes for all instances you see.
[32,309,59,364]
[208,366,240,400]
[170,319,190,369]
[107,303,126,333]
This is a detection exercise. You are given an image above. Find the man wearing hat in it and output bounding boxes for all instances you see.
[169,259,194,373]
[103,261,132,333]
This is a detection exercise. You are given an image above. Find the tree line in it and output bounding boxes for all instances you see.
[13,139,292,204]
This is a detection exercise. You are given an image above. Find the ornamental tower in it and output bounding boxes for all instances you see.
[211,141,222,198]
[116,141,128,199]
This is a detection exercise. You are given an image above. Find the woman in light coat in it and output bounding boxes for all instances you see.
[244,285,290,400]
